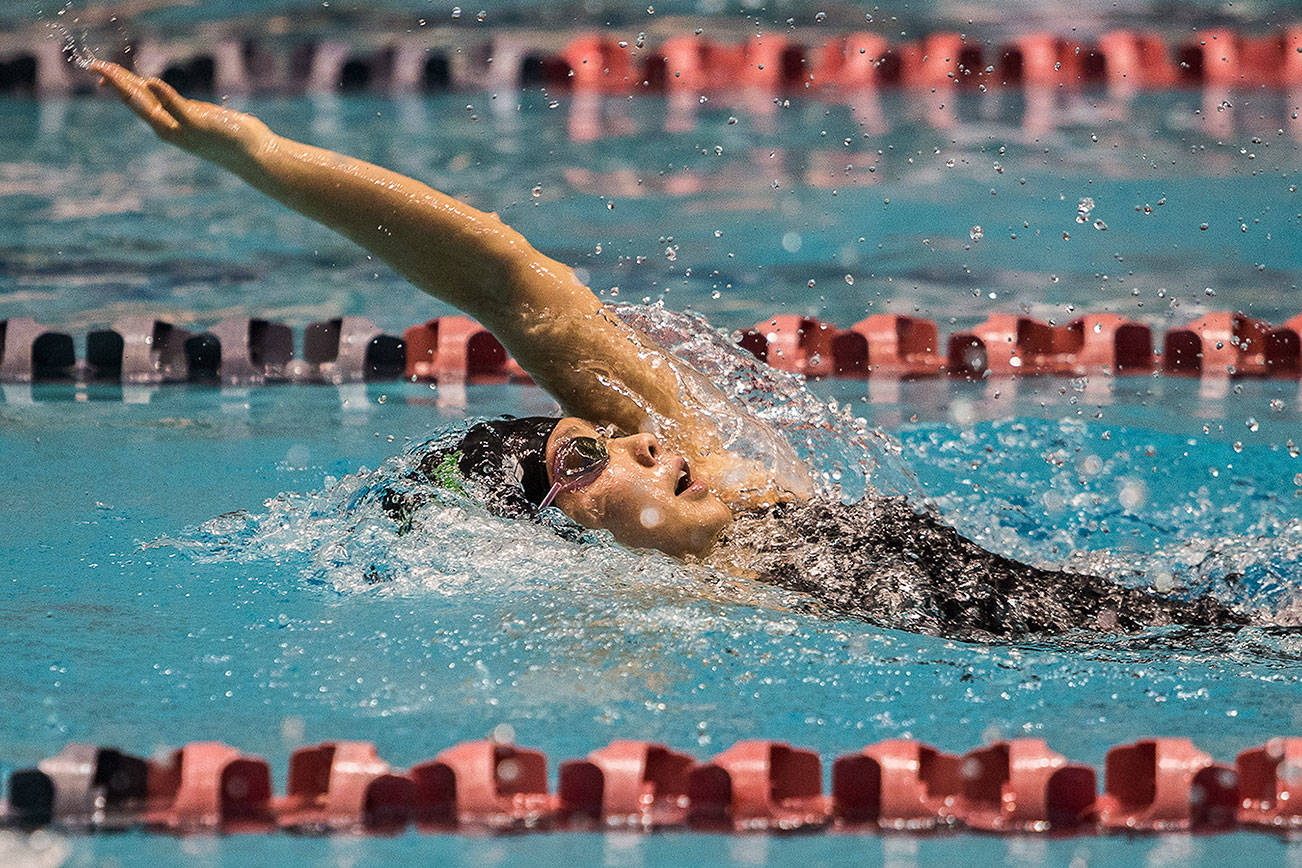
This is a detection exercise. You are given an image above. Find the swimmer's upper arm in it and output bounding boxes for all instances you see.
[246,132,699,433]
[90,62,753,470]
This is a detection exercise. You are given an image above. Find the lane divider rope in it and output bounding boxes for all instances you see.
[3,736,1299,835]
[2,311,1298,385]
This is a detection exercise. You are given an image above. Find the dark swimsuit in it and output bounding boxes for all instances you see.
[716,497,1246,640]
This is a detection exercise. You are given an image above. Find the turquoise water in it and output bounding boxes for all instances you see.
[3,85,1302,865]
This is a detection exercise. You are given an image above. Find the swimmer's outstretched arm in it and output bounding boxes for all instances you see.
[90,61,810,502]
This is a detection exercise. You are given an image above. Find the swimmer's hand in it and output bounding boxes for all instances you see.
[89,61,270,170]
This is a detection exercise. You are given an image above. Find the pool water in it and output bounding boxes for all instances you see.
[3,82,1302,865]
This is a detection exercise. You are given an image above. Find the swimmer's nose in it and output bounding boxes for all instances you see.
[628,433,661,467]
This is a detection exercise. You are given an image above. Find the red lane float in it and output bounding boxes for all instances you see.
[403,315,528,383]
[657,35,708,91]
[142,742,273,832]
[741,314,840,377]
[687,740,827,831]
[814,32,890,89]
[409,740,553,829]
[1096,738,1238,832]
[740,35,799,90]
[1097,30,1178,88]
[838,314,943,377]
[562,34,634,93]
[276,741,416,833]
[1060,314,1154,374]
[1162,312,1286,377]
[901,32,965,89]
[1237,738,1302,829]
[558,739,694,828]
[947,314,1057,377]
[1288,30,1302,85]
[954,739,1097,832]
[1186,30,1242,86]
[831,739,960,829]
[1006,33,1068,88]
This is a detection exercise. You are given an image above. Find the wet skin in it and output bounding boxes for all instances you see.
[546,418,734,558]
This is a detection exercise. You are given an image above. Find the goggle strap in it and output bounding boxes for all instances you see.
[537,480,563,511]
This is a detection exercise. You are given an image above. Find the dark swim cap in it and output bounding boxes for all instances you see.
[409,416,562,520]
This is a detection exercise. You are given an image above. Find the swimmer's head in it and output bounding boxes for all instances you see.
[416,415,559,520]
[410,415,732,558]
[543,418,733,558]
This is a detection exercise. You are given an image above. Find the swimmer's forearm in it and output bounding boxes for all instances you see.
[234,132,597,326]
[90,60,593,331]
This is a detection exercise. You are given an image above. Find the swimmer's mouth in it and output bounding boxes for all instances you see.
[674,461,694,496]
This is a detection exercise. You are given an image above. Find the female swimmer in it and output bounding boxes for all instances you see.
[90,61,1246,638]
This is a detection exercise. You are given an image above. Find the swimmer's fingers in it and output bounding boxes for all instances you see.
[90,61,180,139]
[145,78,195,127]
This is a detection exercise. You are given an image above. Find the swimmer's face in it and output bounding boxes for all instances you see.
[545,418,733,558]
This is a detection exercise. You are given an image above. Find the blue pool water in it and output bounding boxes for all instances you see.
[3,79,1302,865]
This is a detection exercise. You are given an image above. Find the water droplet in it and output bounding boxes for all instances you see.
[815,11,827,22]
[969,225,984,242]
[844,274,855,285]
[1204,287,1216,297]
[1119,479,1147,510]
[1200,222,1210,231]
[1093,219,1107,231]
[1246,417,1259,432]
[451,5,461,16]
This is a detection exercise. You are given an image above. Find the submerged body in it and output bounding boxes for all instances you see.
[90,60,1249,638]
[714,498,1244,639]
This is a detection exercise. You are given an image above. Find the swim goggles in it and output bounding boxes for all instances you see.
[538,435,608,509]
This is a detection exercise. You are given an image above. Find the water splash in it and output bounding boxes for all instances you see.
[610,301,919,501]
[162,419,799,625]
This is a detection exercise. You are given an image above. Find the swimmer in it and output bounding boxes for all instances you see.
[91,61,1247,638]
